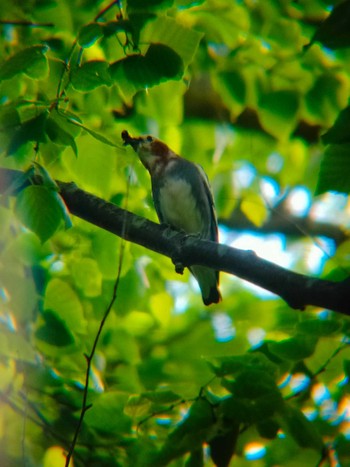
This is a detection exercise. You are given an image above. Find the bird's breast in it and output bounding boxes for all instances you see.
[158,176,203,234]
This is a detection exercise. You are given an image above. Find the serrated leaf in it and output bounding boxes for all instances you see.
[15,185,65,242]
[268,335,318,361]
[70,60,113,91]
[35,310,75,347]
[315,143,350,195]
[297,319,342,336]
[278,403,324,451]
[0,45,48,81]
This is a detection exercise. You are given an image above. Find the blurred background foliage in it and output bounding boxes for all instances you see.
[1,0,350,466]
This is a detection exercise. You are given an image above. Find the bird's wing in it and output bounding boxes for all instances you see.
[195,163,218,242]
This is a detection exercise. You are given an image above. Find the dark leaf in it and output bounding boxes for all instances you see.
[35,310,75,347]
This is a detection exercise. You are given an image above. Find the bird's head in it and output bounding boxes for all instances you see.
[122,130,175,174]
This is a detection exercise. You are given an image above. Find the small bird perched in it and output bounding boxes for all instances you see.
[122,130,221,306]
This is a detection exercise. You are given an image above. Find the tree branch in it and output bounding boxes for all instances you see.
[1,167,349,315]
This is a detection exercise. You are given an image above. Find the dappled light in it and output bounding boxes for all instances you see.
[1,0,350,466]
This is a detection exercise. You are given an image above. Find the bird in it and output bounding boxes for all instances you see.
[122,130,221,306]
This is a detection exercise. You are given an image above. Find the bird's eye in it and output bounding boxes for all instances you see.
[146,135,153,142]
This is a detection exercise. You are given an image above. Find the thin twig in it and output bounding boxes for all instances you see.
[64,170,132,467]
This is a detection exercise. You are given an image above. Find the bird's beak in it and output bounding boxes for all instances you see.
[121,130,141,151]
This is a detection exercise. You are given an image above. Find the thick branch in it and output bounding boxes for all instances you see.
[1,168,349,315]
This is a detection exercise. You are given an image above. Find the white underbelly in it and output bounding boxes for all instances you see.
[158,178,203,233]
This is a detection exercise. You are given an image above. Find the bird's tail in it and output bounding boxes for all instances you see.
[190,265,221,306]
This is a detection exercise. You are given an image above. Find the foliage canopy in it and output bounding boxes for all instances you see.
[0,0,350,466]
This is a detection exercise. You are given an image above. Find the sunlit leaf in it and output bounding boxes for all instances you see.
[71,257,102,297]
[241,192,268,227]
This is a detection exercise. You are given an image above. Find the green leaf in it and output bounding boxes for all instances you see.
[127,0,174,10]
[7,111,49,156]
[70,60,113,91]
[84,392,132,435]
[297,319,342,337]
[0,45,48,81]
[207,352,278,378]
[216,70,246,117]
[71,257,102,297]
[322,105,350,145]
[258,90,299,140]
[15,185,65,242]
[153,398,214,466]
[278,402,324,451]
[344,359,350,378]
[46,117,78,156]
[141,16,203,66]
[78,22,104,48]
[315,143,350,195]
[268,335,318,361]
[305,73,348,126]
[307,1,350,50]
[43,278,86,334]
[0,105,20,130]
[256,418,280,439]
[35,310,75,347]
[209,425,239,467]
[110,43,184,97]
[124,394,152,418]
[143,389,181,404]
[67,118,118,147]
